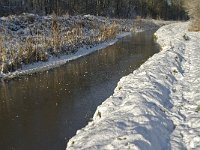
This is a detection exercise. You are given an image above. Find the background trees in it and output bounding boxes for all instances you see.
[0,0,187,20]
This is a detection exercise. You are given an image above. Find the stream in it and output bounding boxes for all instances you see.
[0,30,159,150]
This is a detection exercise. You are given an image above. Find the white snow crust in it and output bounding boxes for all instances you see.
[66,22,200,150]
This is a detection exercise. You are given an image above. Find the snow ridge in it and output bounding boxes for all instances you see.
[66,22,200,149]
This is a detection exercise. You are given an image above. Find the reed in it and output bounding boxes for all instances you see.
[0,35,8,73]
[51,13,62,54]
[98,22,119,41]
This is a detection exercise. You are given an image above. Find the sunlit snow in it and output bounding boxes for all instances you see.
[67,22,200,150]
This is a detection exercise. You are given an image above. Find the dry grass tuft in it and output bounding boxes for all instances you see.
[98,22,119,41]
[189,20,200,32]
[184,0,200,32]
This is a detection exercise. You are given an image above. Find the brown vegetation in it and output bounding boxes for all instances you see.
[98,22,119,41]
[184,0,200,31]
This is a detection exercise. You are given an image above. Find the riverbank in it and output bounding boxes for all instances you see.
[67,22,200,149]
[0,32,130,79]
[0,13,169,80]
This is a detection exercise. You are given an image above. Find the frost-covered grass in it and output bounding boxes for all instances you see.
[66,22,200,149]
[0,14,120,74]
[0,13,166,79]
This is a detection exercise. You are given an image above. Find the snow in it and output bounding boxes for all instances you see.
[66,22,200,149]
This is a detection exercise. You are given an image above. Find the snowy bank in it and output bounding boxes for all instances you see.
[0,32,130,79]
[0,14,122,76]
[66,22,200,149]
[0,14,167,79]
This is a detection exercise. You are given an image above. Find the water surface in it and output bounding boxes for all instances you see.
[0,30,159,150]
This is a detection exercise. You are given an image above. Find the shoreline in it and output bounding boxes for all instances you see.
[66,22,200,149]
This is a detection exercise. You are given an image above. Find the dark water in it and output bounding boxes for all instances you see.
[0,31,159,150]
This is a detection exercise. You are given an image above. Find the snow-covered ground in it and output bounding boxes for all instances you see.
[66,22,200,149]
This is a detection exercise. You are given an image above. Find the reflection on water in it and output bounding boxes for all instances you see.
[0,30,159,150]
